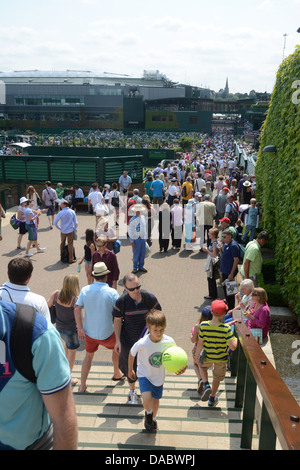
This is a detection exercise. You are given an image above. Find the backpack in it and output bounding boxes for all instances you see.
[228,202,239,225]
[181,184,187,198]
[61,245,76,263]
[0,301,37,383]
[238,243,246,264]
[111,191,119,208]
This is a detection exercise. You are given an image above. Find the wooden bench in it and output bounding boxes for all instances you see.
[63,188,89,212]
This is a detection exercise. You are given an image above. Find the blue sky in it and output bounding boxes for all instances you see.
[1,0,300,93]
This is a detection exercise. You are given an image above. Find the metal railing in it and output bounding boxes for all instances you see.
[231,310,300,450]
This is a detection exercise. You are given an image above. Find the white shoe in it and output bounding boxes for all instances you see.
[37,248,46,253]
[25,253,33,257]
[128,389,138,405]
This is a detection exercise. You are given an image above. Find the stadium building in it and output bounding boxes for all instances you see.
[0,70,255,133]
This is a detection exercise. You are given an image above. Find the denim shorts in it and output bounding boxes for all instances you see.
[138,377,163,399]
[57,329,80,350]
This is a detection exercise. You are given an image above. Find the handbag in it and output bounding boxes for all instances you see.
[50,292,59,324]
[145,242,151,258]
[49,305,56,324]
[10,214,21,230]
[250,328,263,345]
[113,239,121,254]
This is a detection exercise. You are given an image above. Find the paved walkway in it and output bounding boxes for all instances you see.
[0,204,292,370]
[0,205,222,367]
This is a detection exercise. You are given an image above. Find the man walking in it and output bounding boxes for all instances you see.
[91,236,120,289]
[74,262,123,392]
[128,204,148,273]
[54,200,78,264]
[42,181,57,229]
[241,231,269,287]
[113,273,161,404]
[0,257,50,322]
[220,229,239,310]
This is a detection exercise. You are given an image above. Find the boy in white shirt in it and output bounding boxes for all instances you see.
[128,309,186,431]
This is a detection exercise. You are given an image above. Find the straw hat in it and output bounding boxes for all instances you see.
[129,204,147,216]
[92,262,110,277]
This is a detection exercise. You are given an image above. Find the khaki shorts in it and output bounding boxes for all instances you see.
[200,361,227,382]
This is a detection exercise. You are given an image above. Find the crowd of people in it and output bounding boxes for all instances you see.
[0,130,272,449]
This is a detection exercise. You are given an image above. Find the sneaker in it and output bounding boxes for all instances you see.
[144,411,153,431]
[132,269,139,274]
[139,268,148,273]
[208,396,219,407]
[25,253,33,257]
[200,384,212,401]
[152,419,158,431]
[37,248,46,253]
[197,378,204,395]
[128,389,138,405]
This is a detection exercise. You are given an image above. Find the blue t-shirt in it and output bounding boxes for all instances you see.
[24,207,34,224]
[220,240,239,275]
[76,281,119,340]
[0,301,71,450]
[150,179,165,197]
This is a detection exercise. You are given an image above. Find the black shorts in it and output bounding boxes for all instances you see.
[119,343,137,384]
[19,221,28,235]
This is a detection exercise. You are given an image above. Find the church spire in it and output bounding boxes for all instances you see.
[224,77,229,96]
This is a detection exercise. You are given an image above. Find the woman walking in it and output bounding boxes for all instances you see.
[47,275,81,385]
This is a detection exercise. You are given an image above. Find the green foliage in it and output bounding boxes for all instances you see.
[178,136,195,152]
[256,46,300,315]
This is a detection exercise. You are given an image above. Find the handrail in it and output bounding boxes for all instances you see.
[232,309,300,450]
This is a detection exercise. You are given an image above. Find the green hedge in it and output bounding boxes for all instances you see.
[258,260,287,307]
[255,46,300,315]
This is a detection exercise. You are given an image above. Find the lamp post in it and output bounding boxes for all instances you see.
[282,33,288,60]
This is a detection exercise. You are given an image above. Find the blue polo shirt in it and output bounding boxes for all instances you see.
[220,240,239,275]
[76,281,119,340]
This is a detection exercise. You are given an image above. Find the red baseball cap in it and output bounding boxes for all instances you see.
[220,217,230,224]
[211,300,228,316]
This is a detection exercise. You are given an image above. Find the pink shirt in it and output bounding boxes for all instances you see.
[246,303,271,338]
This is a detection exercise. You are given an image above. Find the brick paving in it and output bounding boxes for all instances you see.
[0,204,224,367]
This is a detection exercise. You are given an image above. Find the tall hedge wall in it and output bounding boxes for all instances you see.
[255,45,300,315]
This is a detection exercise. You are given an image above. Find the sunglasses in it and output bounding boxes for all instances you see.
[126,284,141,292]
[251,293,258,296]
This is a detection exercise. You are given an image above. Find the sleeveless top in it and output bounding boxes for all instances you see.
[54,293,77,331]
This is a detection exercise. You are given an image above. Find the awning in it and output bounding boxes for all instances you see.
[10,142,32,148]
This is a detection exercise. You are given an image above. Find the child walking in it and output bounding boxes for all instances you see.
[128,309,186,432]
[190,306,212,394]
[78,229,96,284]
[195,300,238,407]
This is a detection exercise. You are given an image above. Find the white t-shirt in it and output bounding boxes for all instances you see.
[130,334,175,386]
[88,191,103,208]
[0,282,51,322]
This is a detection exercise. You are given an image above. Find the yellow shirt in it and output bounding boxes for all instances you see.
[182,181,193,200]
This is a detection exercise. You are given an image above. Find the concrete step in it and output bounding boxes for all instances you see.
[72,364,258,450]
